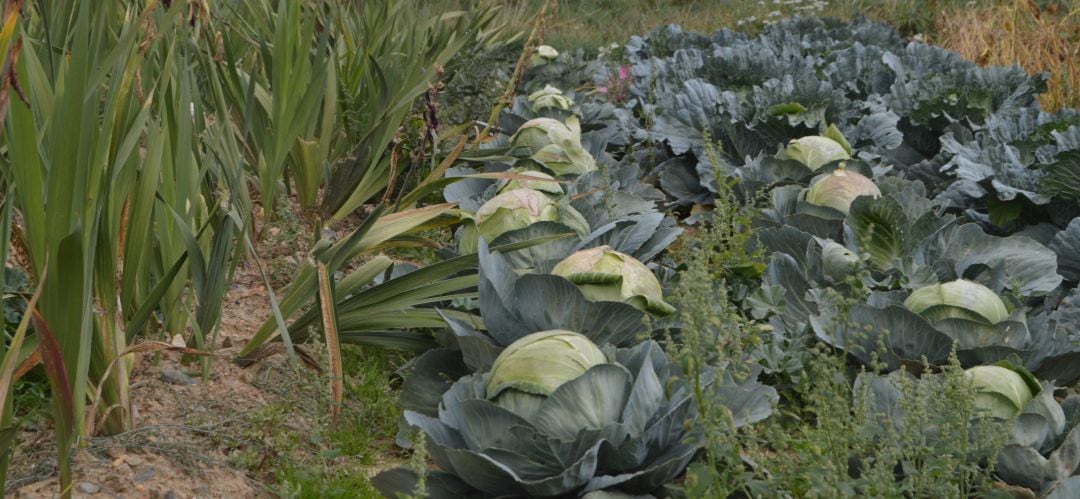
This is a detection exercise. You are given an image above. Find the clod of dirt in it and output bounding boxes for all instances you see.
[159,368,198,386]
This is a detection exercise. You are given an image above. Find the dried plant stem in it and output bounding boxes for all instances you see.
[472,0,555,149]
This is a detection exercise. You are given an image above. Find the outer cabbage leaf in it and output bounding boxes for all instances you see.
[917,223,1062,296]
[1049,217,1080,282]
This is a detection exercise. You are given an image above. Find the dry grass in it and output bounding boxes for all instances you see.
[934,0,1080,111]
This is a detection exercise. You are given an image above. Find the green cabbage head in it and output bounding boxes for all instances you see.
[804,167,881,214]
[782,135,851,170]
[552,246,676,316]
[904,279,1009,325]
[475,188,559,240]
[486,330,607,412]
[821,240,861,281]
[511,116,597,176]
[532,44,559,66]
[528,84,574,111]
[459,187,588,254]
[965,365,1035,419]
[500,169,563,195]
[479,187,585,237]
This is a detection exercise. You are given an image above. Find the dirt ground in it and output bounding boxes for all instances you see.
[7,209,400,498]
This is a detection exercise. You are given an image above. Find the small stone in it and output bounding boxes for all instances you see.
[133,466,156,483]
[221,337,233,348]
[163,490,178,499]
[160,367,198,386]
[77,482,101,494]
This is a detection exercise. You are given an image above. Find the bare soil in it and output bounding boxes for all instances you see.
[7,207,401,498]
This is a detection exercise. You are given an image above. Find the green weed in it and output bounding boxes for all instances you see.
[213,344,405,496]
[669,191,1010,497]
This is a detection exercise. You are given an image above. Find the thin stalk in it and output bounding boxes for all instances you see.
[472,0,554,150]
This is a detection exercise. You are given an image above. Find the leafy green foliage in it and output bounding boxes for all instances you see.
[507,18,1080,492]
[375,340,737,497]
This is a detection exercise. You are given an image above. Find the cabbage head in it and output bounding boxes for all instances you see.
[486,330,607,411]
[821,240,861,281]
[781,135,851,170]
[552,246,676,316]
[804,167,881,214]
[499,168,563,195]
[511,116,597,176]
[965,365,1035,419]
[532,44,559,66]
[528,84,574,112]
[904,279,1009,325]
[459,188,587,254]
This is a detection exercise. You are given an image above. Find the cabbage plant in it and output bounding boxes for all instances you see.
[804,167,881,214]
[511,117,598,176]
[854,369,1076,497]
[552,246,676,316]
[377,338,707,497]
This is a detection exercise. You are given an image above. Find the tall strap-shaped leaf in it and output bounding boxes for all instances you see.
[31,309,75,499]
[0,202,38,492]
[238,204,453,356]
[316,260,343,424]
[0,0,23,133]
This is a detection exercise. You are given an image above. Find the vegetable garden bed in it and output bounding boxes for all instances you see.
[3,1,1080,497]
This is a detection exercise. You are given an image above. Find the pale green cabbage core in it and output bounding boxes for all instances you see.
[821,240,860,280]
[474,188,560,243]
[904,279,1009,325]
[805,168,881,214]
[965,365,1034,419]
[528,84,574,111]
[783,135,851,170]
[510,117,597,175]
[486,330,607,399]
[551,246,675,316]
